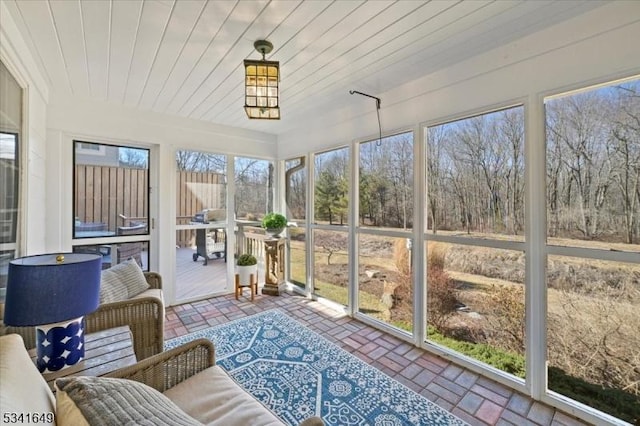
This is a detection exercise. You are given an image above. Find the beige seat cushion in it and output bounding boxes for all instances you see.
[164,365,284,426]
[0,334,55,425]
[129,287,163,301]
[55,376,201,426]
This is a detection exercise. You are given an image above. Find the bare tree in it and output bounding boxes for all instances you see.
[427,126,446,233]
[609,84,640,244]
[176,150,225,172]
[498,108,525,235]
[547,94,613,238]
[234,157,271,219]
[119,147,148,168]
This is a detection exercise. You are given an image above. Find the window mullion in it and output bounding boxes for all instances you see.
[525,95,548,400]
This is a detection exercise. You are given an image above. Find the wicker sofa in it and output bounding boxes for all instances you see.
[0,333,323,426]
[1,271,164,361]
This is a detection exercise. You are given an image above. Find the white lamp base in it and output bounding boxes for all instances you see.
[35,316,85,373]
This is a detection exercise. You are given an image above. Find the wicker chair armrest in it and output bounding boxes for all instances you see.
[85,295,164,360]
[2,272,164,354]
[143,271,162,289]
[1,325,36,350]
[105,338,215,393]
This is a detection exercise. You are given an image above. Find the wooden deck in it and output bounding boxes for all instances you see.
[175,247,227,301]
[174,246,267,302]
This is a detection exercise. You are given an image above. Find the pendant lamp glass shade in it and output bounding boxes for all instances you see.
[244,40,280,119]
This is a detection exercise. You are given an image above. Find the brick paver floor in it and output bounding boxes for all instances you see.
[164,291,591,426]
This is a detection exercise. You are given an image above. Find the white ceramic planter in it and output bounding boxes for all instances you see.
[237,264,257,286]
[265,227,285,238]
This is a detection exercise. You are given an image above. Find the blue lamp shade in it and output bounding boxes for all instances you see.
[4,253,102,372]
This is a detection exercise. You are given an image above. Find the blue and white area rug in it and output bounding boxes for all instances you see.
[166,309,468,426]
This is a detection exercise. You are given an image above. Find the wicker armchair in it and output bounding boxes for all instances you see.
[106,338,215,391]
[107,339,323,426]
[1,271,164,361]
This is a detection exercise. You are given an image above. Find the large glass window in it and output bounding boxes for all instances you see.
[234,157,273,221]
[73,141,149,239]
[545,79,640,423]
[357,235,414,332]
[314,148,349,226]
[425,105,526,379]
[0,61,22,304]
[546,80,640,250]
[234,157,273,285]
[0,133,18,246]
[357,132,414,332]
[313,229,348,306]
[427,107,525,240]
[546,256,639,423]
[426,243,525,377]
[285,157,306,289]
[359,133,413,230]
[313,147,349,305]
[73,141,150,270]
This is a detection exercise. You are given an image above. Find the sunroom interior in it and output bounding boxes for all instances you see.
[1,1,638,425]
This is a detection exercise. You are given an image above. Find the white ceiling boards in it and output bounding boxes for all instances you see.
[3,0,616,140]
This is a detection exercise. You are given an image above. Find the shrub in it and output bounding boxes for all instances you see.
[425,243,457,333]
[482,284,525,354]
[427,267,458,332]
[548,288,640,401]
[393,238,411,280]
[548,367,639,424]
[429,327,639,423]
[427,241,447,271]
[427,326,525,377]
[262,213,287,229]
[237,253,257,266]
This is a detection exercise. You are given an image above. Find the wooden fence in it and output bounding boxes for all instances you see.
[75,166,225,242]
[176,170,225,222]
[75,165,148,232]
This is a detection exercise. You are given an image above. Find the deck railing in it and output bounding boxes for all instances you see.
[232,220,266,263]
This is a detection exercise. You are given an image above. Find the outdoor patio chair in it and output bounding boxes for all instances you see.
[116,224,147,266]
[73,244,112,269]
[74,221,107,233]
[118,213,147,227]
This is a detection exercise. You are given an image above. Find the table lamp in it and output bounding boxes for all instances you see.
[4,253,102,373]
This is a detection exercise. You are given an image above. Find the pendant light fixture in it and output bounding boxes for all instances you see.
[244,40,280,119]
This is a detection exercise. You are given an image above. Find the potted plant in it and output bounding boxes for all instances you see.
[262,212,287,238]
[236,253,257,285]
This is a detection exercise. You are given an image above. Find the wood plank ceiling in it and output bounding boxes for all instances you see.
[4,0,603,136]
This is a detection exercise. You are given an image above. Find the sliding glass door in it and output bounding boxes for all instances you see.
[312,147,349,307]
[174,150,227,302]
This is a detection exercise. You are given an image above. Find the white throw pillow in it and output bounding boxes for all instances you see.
[99,259,149,303]
[55,376,202,426]
[99,268,128,304]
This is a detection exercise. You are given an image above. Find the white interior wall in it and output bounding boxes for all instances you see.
[0,0,50,256]
[47,96,277,155]
[277,1,640,158]
[45,97,277,278]
[1,1,638,423]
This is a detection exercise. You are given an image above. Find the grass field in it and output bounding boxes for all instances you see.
[287,234,639,422]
